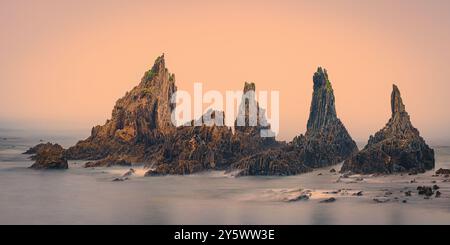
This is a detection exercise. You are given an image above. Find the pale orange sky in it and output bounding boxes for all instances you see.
[1,0,450,143]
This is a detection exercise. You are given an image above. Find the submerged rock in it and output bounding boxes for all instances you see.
[341,85,435,174]
[29,143,68,170]
[84,157,132,168]
[373,197,390,203]
[320,197,337,203]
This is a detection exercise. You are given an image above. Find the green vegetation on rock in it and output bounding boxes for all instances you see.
[326,80,333,92]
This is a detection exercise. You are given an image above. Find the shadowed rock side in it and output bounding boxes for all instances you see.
[27,143,68,170]
[231,68,358,176]
[65,54,176,164]
[292,68,358,167]
[145,83,279,176]
[341,85,435,174]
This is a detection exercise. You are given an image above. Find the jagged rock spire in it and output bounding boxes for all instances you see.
[66,54,177,160]
[341,84,435,174]
[307,67,337,132]
[391,84,406,116]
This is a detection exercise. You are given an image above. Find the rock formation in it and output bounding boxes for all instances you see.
[28,143,68,170]
[291,67,358,167]
[231,67,358,176]
[30,56,358,176]
[145,82,278,176]
[341,85,435,174]
[65,54,176,162]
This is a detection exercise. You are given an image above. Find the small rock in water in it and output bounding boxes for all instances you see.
[435,191,442,198]
[284,189,312,202]
[113,177,129,182]
[432,185,440,190]
[330,169,336,173]
[417,186,434,197]
[355,177,364,182]
[436,168,450,175]
[431,181,437,184]
[402,200,408,203]
[122,168,136,177]
[353,191,363,196]
[324,190,341,195]
[341,173,350,178]
[404,191,412,197]
[317,173,323,176]
[410,179,417,183]
[320,197,336,203]
[385,191,393,196]
[373,197,390,203]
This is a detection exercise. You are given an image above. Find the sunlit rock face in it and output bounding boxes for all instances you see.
[27,143,68,170]
[65,54,176,162]
[341,85,435,174]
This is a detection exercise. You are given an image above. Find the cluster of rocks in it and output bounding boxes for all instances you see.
[341,85,435,174]
[417,185,441,198]
[24,55,435,177]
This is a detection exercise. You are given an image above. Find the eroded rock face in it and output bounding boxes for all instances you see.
[29,143,68,170]
[65,54,176,161]
[341,85,435,174]
[231,68,357,176]
[144,82,279,176]
[292,67,358,167]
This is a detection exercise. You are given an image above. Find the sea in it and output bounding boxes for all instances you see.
[1,129,450,225]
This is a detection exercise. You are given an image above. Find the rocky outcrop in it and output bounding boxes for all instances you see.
[292,67,358,167]
[29,143,68,170]
[144,110,237,175]
[230,146,312,176]
[65,54,176,161]
[30,56,358,176]
[24,143,56,156]
[144,82,279,176]
[341,85,435,174]
[231,68,357,176]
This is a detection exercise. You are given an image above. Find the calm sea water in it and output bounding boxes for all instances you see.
[1,131,450,225]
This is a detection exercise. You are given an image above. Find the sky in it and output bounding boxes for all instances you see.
[1,0,450,143]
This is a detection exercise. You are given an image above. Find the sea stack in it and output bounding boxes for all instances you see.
[341,85,435,174]
[65,54,177,163]
[28,143,68,170]
[231,67,357,176]
[292,67,358,167]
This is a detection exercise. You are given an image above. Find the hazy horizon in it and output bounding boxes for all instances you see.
[1,0,450,143]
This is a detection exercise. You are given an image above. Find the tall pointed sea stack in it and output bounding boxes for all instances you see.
[231,68,357,176]
[341,85,435,174]
[292,67,358,167]
[66,54,177,161]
